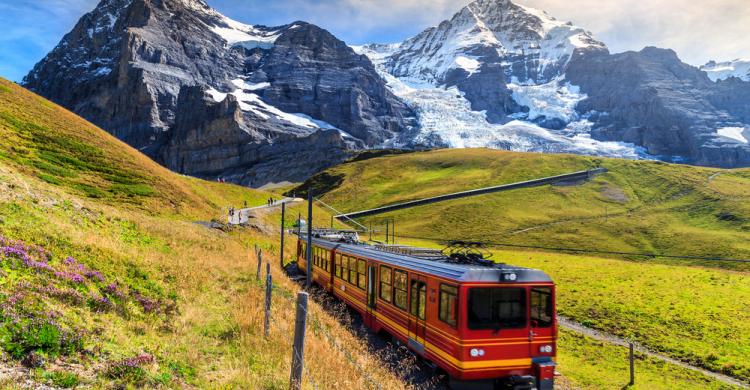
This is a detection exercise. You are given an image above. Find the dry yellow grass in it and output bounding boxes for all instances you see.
[0,79,408,388]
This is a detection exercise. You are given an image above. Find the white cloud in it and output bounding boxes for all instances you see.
[519,0,750,65]
[218,0,750,66]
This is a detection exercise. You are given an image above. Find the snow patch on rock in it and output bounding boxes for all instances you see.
[508,78,585,123]
[209,15,281,49]
[717,127,749,143]
[701,59,750,82]
[206,83,339,132]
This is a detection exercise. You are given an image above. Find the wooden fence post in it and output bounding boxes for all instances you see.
[280,202,286,269]
[306,191,312,290]
[256,249,262,282]
[289,292,309,390]
[629,342,635,386]
[264,264,272,339]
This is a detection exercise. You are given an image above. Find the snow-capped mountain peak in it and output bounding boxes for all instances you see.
[377,0,606,86]
[701,59,750,82]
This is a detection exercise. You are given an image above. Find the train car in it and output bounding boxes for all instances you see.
[296,232,557,390]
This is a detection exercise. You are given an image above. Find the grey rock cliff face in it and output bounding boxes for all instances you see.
[566,47,750,167]
[23,0,414,186]
[361,0,750,168]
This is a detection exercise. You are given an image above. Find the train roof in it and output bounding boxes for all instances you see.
[301,234,553,284]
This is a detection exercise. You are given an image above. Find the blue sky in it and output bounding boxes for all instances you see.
[1,0,749,82]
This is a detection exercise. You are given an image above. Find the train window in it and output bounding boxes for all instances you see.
[531,288,553,328]
[348,257,358,285]
[409,280,427,320]
[439,284,458,327]
[393,270,408,310]
[335,254,343,278]
[357,260,366,289]
[339,255,349,280]
[379,266,392,302]
[468,288,526,330]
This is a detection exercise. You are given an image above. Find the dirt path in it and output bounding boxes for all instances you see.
[228,197,302,225]
[559,317,749,389]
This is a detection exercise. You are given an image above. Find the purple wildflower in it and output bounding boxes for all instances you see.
[84,270,105,282]
[54,271,85,283]
[131,292,161,313]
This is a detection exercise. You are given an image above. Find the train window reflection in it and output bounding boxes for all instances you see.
[468,288,526,330]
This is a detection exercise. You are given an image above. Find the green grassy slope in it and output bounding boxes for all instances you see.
[300,148,750,269]
[299,148,750,383]
[0,79,740,389]
[0,78,404,389]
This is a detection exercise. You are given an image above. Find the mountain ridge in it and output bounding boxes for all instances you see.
[23,0,414,187]
[22,0,750,184]
[358,0,750,167]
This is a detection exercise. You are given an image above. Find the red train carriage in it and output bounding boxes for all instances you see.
[297,233,557,390]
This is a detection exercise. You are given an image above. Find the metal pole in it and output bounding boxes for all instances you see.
[629,342,635,386]
[385,220,389,245]
[306,191,313,290]
[280,202,286,269]
[264,266,272,339]
[369,222,372,241]
[330,215,334,229]
[289,292,309,390]
[391,218,395,244]
[256,250,262,282]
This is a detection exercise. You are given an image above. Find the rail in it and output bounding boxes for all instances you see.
[335,168,608,220]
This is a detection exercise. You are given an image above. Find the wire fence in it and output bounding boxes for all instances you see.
[258,250,383,390]
[388,233,750,263]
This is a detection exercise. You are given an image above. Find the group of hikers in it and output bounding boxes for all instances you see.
[228,198,280,219]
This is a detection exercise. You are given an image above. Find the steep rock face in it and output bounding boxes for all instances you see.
[23,0,413,186]
[566,47,750,166]
[254,23,413,145]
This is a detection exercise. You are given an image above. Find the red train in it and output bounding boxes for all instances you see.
[296,231,557,390]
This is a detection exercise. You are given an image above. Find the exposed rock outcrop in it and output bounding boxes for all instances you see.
[23,0,414,186]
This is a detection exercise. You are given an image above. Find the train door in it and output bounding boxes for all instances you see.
[407,274,428,355]
[364,263,377,327]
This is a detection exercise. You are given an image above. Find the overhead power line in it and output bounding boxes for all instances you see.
[389,233,750,264]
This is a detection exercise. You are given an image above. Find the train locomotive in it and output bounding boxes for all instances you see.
[295,230,557,390]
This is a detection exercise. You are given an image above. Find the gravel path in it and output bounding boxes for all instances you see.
[228,197,301,225]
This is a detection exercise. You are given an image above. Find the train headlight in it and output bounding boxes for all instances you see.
[540,345,553,353]
[470,348,485,357]
[501,273,517,282]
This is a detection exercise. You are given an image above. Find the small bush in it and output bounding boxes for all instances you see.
[38,174,61,185]
[106,354,154,384]
[39,370,80,388]
[72,183,107,199]
[110,183,155,197]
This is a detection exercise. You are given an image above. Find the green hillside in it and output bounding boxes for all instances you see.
[300,148,750,269]
[0,78,403,389]
[298,148,750,383]
[0,79,742,389]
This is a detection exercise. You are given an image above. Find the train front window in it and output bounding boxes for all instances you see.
[468,288,526,330]
[531,287,553,327]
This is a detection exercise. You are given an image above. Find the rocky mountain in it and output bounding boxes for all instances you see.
[23,0,750,180]
[357,0,750,167]
[701,59,750,82]
[23,0,414,186]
